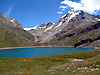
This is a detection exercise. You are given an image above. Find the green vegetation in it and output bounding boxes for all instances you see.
[0,21,41,48]
[0,50,100,75]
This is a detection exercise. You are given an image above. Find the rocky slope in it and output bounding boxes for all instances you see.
[49,11,100,48]
[25,10,100,48]
[0,12,23,29]
[25,10,82,42]
[0,12,40,48]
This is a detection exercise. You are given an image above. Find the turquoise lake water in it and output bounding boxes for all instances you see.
[0,47,97,58]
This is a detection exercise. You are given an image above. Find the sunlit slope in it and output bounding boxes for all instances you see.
[0,21,40,47]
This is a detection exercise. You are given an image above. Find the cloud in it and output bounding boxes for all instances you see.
[59,0,100,14]
[59,6,67,9]
[57,5,68,14]
[59,5,68,11]
[57,11,62,14]
[5,5,13,17]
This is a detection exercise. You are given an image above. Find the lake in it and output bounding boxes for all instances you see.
[0,47,97,58]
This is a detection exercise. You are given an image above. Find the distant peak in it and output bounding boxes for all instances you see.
[68,10,79,14]
[62,10,80,19]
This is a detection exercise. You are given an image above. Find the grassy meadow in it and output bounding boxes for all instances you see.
[0,50,100,75]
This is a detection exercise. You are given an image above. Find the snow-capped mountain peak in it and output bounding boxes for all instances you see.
[24,10,99,42]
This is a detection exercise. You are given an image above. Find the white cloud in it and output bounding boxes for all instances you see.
[57,11,62,14]
[59,6,67,9]
[5,6,13,17]
[57,5,68,14]
[59,5,68,11]
[60,0,100,14]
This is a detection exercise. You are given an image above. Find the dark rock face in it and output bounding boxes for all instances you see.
[51,21,100,48]
[0,12,23,29]
[73,39,93,48]
[73,35,100,48]
[57,22,100,41]
[96,15,100,19]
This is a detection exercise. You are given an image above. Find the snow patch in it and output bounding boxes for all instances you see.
[44,25,54,32]
[39,26,46,29]
[24,28,32,31]
[39,27,42,29]
[10,19,15,23]
[24,27,37,31]
[62,10,80,19]
[95,18,100,21]
[42,26,46,28]
[65,11,79,25]
[68,10,74,14]
[53,23,55,24]
[56,22,63,27]
[70,12,80,19]
[98,19,100,21]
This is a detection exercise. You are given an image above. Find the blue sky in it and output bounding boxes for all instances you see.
[0,0,100,28]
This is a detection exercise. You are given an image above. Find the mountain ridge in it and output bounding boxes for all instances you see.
[0,12,23,29]
[0,13,41,48]
[0,10,100,48]
[25,10,100,41]
[24,10,100,48]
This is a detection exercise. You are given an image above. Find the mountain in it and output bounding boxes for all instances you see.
[0,12,23,29]
[25,10,82,42]
[1,10,100,48]
[25,10,100,48]
[0,12,41,48]
[49,10,100,48]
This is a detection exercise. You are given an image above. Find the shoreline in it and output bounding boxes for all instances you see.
[0,46,41,50]
[0,46,72,50]
[0,45,99,50]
